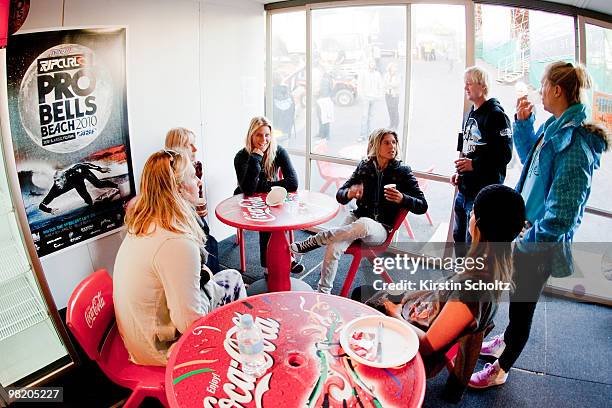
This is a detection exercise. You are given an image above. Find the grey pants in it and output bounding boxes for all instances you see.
[314,214,388,293]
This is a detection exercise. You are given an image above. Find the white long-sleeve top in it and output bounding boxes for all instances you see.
[113,225,213,366]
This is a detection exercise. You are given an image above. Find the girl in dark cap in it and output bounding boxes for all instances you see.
[359,184,525,387]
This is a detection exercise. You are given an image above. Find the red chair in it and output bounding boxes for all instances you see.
[66,269,168,408]
[339,208,408,297]
[313,140,354,193]
[402,166,435,239]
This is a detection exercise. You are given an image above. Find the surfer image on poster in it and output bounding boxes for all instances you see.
[38,162,119,214]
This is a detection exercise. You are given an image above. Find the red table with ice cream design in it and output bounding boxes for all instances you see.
[215,190,339,291]
[166,292,426,408]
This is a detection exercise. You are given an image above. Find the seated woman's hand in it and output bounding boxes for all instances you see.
[383,300,403,319]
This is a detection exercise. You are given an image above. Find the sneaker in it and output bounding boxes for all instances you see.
[291,260,305,274]
[290,236,320,254]
[480,334,506,358]
[468,360,508,389]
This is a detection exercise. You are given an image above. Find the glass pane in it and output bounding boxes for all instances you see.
[0,136,70,387]
[548,213,612,302]
[311,6,407,159]
[574,211,612,242]
[586,23,612,212]
[477,5,575,187]
[288,153,306,190]
[392,178,454,259]
[408,4,466,174]
[270,11,306,150]
[309,159,355,229]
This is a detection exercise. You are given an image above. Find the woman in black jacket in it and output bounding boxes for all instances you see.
[234,116,303,273]
[291,128,428,293]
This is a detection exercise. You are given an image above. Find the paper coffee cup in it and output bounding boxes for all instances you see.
[384,183,397,190]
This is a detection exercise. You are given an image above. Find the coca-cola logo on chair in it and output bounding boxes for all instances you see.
[85,291,105,328]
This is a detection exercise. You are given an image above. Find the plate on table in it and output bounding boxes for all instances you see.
[340,315,419,368]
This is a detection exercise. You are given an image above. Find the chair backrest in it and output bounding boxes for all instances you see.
[313,140,333,175]
[416,166,435,191]
[66,269,115,361]
[381,208,409,247]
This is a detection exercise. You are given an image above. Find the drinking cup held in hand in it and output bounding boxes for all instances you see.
[384,183,397,191]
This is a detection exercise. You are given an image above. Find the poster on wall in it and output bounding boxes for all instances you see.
[6,28,134,257]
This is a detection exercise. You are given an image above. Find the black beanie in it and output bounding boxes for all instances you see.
[473,184,526,242]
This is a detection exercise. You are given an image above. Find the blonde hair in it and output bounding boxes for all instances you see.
[367,128,401,161]
[465,238,515,299]
[245,116,278,181]
[165,127,195,151]
[125,150,204,245]
[544,61,592,105]
[464,66,490,97]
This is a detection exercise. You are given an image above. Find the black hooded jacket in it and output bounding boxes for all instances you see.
[457,98,513,199]
[336,158,428,231]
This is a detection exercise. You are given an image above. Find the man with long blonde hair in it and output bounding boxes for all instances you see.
[291,128,428,293]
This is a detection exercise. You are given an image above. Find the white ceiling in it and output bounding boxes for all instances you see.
[255,0,611,17]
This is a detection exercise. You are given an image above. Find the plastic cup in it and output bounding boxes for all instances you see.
[515,81,528,99]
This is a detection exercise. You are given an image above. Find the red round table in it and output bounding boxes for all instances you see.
[166,292,426,408]
[215,190,339,291]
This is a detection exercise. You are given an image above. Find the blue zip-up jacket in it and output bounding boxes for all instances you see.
[513,103,609,276]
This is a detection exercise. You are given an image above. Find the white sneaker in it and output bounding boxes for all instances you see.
[480,334,506,358]
[469,360,508,389]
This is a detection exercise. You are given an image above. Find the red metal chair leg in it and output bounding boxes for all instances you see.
[320,178,334,193]
[403,218,416,239]
[123,387,146,408]
[340,254,363,297]
[425,211,434,226]
[381,270,393,284]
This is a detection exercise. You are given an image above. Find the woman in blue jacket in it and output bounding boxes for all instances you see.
[470,61,609,388]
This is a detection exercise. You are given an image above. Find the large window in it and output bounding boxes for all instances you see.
[311,6,407,160]
[585,22,612,213]
[266,3,612,274]
[477,5,576,187]
[270,11,306,150]
[407,4,465,175]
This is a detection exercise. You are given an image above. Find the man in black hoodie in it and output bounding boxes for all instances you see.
[452,66,512,252]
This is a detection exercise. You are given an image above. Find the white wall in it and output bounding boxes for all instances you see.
[13,0,265,308]
[201,0,265,239]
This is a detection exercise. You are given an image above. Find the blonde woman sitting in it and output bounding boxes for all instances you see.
[113,150,246,366]
[165,127,220,273]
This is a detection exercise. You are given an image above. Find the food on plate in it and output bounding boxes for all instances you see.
[349,330,378,361]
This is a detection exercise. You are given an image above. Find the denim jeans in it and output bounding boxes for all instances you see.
[452,191,474,247]
[314,214,388,293]
[360,99,378,138]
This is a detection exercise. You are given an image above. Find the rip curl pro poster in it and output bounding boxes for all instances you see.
[6,28,134,257]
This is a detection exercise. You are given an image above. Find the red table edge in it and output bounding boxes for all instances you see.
[165,291,426,408]
[214,192,340,232]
